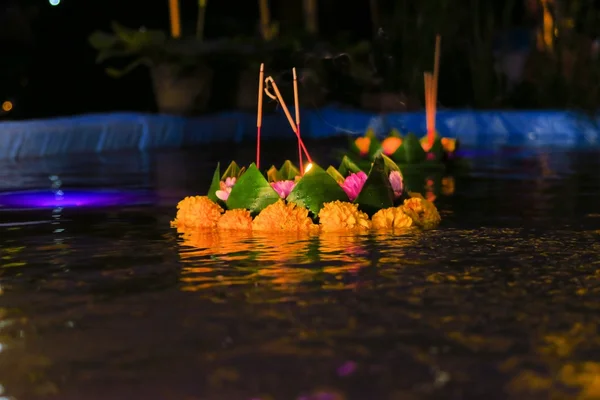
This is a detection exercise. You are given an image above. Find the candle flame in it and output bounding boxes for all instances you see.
[304,163,313,173]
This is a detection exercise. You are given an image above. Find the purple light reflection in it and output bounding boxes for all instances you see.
[0,189,154,209]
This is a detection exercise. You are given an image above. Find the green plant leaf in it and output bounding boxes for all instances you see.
[427,136,445,161]
[389,128,403,138]
[111,22,138,45]
[390,133,426,164]
[381,154,401,174]
[88,31,120,50]
[338,155,363,177]
[342,153,373,172]
[278,160,300,181]
[222,161,244,179]
[207,162,221,203]
[354,155,394,216]
[106,21,167,52]
[287,164,348,217]
[226,163,280,214]
[105,58,151,78]
[326,166,345,184]
[267,165,279,182]
[401,171,426,196]
[365,128,383,158]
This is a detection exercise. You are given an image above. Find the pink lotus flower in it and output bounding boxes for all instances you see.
[389,170,403,198]
[216,176,236,201]
[340,171,367,201]
[270,180,296,199]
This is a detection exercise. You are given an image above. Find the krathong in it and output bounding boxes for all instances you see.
[171,65,441,235]
[345,35,462,172]
[171,155,441,234]
[346,128,459,169]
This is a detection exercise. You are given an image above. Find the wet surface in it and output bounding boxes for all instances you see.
[0,142,599,399]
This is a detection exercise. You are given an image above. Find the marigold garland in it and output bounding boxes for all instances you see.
[218,209,253,230]
[318,201,371,232]
[171,196,440,234]
[401,194,441,229]
[252,200,317,232]
[171,196,223,229]
[371,206,413,230]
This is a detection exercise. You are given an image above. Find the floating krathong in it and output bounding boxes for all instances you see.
[347,128,459,168]
[172,64,441,235]
[171,155,441,234]
[344,34,463,172]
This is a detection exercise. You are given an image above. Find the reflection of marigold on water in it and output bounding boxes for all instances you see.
[178,227,254,261]
[253,231,313,261]
[442,176,455,196]
[178,228,220,257]
[401,194,441,229]
[178,230,255,292]
[252,200,317,232]
[425,178,436,203]
[171,196,223,229]
[253,232,316,285]
[318,232,367,258]
[371,207,414,230]
[318,201,371,232]
[319,233,369,279]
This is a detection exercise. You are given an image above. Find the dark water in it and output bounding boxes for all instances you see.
[0,143,599,400]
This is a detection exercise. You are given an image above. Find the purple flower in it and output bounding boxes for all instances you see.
[270,180,296,199]
[389,170,403,198]
[340,171,367,201]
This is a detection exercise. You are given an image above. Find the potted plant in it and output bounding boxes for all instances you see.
[89,22,222,115]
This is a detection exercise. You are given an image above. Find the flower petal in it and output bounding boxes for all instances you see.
[215,190,230,201]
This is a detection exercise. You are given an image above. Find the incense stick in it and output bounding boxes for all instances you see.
[292,68,303,174]
[264,76,313,163]
[424,72,431,139]
[256,63,265,169]
[432,35,441,139]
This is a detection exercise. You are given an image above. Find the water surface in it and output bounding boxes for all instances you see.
[0,143,599,399]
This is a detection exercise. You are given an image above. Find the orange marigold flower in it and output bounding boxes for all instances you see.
[401,195,441,229]
[441,137,457,153]
[371,207,413,230]
[354,137,371,156]
[381,136,402,156]
[171,195,223,229]
[252,200,316,232]
[217,209,253,230]
[318,201,371,232]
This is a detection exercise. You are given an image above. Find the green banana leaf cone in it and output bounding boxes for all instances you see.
[389,133,427,164]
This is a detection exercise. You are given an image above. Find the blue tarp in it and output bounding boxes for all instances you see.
[0,107,598,160]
